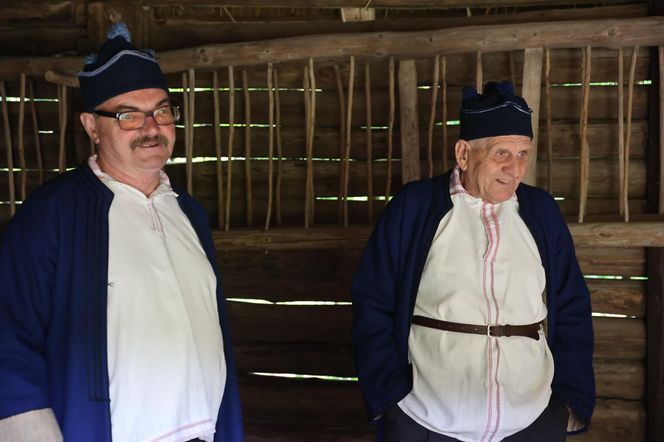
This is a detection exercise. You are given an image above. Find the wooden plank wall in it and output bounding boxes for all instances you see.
[0,47,653,230]
[0,3,659,440]
[219,241,647,441]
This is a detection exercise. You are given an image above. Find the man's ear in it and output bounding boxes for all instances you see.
[455,139,471,171]
[80,113,100,144]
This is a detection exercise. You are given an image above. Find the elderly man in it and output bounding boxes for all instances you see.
[352,82,595,441]
[0,24,243,441]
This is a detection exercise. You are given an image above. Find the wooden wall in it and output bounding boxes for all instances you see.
[217,230,648,441]
[0,2,662,441]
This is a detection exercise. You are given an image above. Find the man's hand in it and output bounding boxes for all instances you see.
[566,406,585,433]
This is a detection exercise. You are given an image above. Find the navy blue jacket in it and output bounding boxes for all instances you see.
[0,162,244,441]
[351,171,595,433]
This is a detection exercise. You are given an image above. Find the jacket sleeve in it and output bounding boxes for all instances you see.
[546,200,596,432]
[0,197,58,421]
[351,190,413,420]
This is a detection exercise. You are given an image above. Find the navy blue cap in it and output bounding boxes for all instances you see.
[459,81,533,141]
[78,23,169,112]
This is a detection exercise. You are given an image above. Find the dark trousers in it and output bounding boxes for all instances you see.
[385,395,569,442]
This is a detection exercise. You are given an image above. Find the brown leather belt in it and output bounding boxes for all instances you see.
[412,315,542,341]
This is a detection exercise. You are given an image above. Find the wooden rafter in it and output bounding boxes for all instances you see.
[22,17,664,85]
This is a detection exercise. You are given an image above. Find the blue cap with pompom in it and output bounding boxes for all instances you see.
[78,22,168,112]
[459,81,533,141]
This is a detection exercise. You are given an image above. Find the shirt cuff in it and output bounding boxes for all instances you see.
[0,408,63,442]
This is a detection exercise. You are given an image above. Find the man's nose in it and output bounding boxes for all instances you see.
[141,114,160,133]
[503,156,520,177]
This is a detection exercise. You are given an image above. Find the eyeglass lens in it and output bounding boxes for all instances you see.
[118,106,179,130]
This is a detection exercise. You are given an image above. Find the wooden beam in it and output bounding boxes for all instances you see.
[398,60,420,183]
[212,222,664,251]
[76,0,637,8]
[647,248,664,442]
[521,47,543,186]
[8,16,664,83]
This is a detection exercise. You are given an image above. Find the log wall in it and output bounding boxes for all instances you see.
[0,3,662,441]
[217,229,648,441]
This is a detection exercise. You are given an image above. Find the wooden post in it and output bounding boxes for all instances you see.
[213,70,224,229]
[225,66,235,231]
[475,51,483,92]
[334,64,346,223]
[544,48,553,193]
[343,56,355,227]
[28,79,43,185]
[440,56,448,173]
[647,248,664,442]
[265,63,274,231]
[618,48,625,215]
[624,45,639,223]
[578,47,592,223]
[659,46,664,215]
[365,62,374,222]
[243,69,253,227]
[17,74,27,200]
[273,68,283,226]
[427,55,440,179]
[521,47,543,186]
[57,84,67,174]
[385,57,395,204]
[398,60,421,184]
[0,81,15,216]
[187,68,196,195]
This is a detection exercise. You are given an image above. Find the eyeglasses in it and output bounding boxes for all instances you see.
[93,105,180,130]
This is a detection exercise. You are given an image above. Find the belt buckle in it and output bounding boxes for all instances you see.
[487,325,494,338]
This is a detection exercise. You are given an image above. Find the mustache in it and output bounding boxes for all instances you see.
[130,135,170,150]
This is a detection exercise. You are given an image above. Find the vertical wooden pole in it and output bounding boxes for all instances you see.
[0,82,15,216]
[273,68,283,226]
[213,70,224,229]
[578,47,592,223]
[182,73,190,189]
[475,51,483,92]
[544,48,553,193]
[243,69,253,227]
[265,63,275,231]
[343,56,355,227]
[28,79,43,185]
[509,51,517,88]
[334,64,346,223]
[187,68,196,195]
[624,45,639,223]
[17,74,27,200]
[521,47,543,186]
[398,60,421,184]
[365,62,374,222]
[440,56,448,172]
[427,55,440,179]
[659,46,664,215]
[618,48,625,215]
[385,57,395,205]
[647,247,664,442]
[57,85,67,174]
[304,59,316,228]
[225,66,235,231]
[303,66,311,228]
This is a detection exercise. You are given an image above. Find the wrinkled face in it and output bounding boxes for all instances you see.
[80,88,175,178]
[455,135,531,204]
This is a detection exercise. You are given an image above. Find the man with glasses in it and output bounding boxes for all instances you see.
[0,23,243,442]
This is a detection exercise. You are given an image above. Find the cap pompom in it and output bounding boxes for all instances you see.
[462,85,478,99]
[495,81,515,97]
[107,22,131,42]
[84,53,98,66]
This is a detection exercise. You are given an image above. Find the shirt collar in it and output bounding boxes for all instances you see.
[88,154,177,198]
